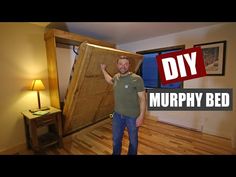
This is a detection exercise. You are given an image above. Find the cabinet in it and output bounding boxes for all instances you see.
[22,107,63,153]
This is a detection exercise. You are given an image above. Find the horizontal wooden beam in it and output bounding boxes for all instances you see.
[44,29,116,48]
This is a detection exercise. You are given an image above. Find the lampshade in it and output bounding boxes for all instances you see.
[31,79,45,91]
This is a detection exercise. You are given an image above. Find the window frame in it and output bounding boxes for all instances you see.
[137,45,185,89]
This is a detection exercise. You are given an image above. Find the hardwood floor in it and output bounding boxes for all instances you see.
[44,116,235,155]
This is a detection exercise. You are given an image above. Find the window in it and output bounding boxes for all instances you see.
[137,45,185,89]
[141,53,159,88]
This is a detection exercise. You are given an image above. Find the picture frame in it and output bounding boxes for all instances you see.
[194,40,226,76]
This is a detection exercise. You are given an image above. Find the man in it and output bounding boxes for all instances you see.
[100,55,146,155]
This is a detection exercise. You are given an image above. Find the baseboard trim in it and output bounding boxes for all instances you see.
[0,143,28,155]
[146,114,201,132]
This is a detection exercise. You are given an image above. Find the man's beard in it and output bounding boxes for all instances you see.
[119,69,129,74]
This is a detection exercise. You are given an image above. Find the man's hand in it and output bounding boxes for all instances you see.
[136,91,146,127]
[100,64,107,71]
[113,73,120,80]
[100,64,113,85]
[136,115,144,127]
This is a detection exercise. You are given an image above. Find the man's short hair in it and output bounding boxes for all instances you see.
[117,55,131,63]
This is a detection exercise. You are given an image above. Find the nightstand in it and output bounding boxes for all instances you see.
[22,107,63,153]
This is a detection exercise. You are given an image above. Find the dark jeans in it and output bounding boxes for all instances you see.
[112,112,138,155]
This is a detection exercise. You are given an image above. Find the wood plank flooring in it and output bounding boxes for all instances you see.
[44,117,235,155]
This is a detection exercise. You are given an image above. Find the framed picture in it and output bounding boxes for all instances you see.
[194,40,226,76]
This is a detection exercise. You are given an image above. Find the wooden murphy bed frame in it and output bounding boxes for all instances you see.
[44,29,143,135]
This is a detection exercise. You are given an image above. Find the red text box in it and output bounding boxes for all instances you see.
[157,47,206,84]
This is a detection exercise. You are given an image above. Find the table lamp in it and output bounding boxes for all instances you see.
[31,79,45,110]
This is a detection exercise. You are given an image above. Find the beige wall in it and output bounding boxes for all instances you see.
[0,23,50,153]
[118,23,236,144]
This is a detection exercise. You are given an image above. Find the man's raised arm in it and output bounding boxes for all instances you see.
[100,64,114,85]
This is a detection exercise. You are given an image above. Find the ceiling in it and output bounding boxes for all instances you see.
[33,22,220,45]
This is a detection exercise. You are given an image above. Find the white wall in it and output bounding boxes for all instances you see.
[118,23,236,142]
[0,23,50,153]
[56,46,76,102]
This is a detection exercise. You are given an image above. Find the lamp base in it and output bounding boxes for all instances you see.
[29,106,50,113]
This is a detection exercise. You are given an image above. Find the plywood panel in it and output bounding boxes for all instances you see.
[68,95,102,131]
[63,42,143,135]
[94,92,114,122]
